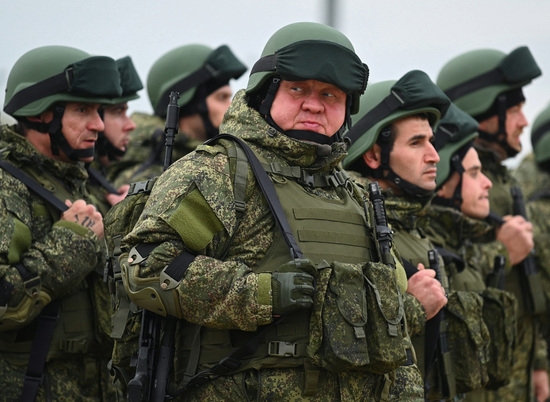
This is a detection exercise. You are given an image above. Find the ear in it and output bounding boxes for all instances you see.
[362,144,382,169]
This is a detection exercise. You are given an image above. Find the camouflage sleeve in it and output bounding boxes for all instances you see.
[462,239,511,278]
[124,148,273,331]
[534,329,549,371]
[0,173,102,330]
[403,292,426,337]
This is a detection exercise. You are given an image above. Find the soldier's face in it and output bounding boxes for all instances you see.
[478,102,528,153]
[459,148,492,219]
[270,79,346,137]
[389,116,440,191]
[103,102,136,154]
[42,102,104,163]
[206,85,233,129]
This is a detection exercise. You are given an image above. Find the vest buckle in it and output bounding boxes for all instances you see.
[268,341,298,357]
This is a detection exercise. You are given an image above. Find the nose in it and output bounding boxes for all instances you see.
[124,115,136,132]
[482,172,492,189]
[302,93,324,113]
[90,110,105,132]
[426,142,440,163]
[518,110,529,128]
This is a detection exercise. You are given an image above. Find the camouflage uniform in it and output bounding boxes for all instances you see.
[121,90,424,401]
[424,203,521,401]
[0,125,118,401]
[514,152,550,388]
[107,112,202,188]
[475,145,547,402]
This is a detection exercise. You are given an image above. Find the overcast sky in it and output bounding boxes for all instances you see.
[2,0,549,167]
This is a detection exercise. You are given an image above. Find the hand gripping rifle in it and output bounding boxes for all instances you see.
[427,249,455,399]
[128,91,180,402]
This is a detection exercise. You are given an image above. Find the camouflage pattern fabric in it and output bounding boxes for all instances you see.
[0,125,118,400]
[107,112,202,188]
[514,153,550,379]
[472,145,545,401]
[120,90,424,401]
[513,152,550,201]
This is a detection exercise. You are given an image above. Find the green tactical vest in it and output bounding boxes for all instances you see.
[186,165,378,376]
[0,163,99,363]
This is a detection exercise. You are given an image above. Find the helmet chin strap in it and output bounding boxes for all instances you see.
[477,94,519,159]
[48,104,95,161]
[432,154,465,210]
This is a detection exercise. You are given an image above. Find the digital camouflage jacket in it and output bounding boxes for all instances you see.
[0,124,117,401]
[120,90,424,401]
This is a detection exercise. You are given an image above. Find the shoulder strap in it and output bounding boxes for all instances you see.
[169,134,304,398]
[86,165,118,194]
[0,161,67,401]
[0,160,67,212]
[212,134,303,259]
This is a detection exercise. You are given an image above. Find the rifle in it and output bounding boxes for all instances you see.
[163,91,180,172]
[128,91,180,402]
[486,255,506,289]
[427,249,456,399]
[510,185,545,314]
[367,181,395,268]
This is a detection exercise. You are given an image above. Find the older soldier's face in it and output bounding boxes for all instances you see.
[270,79,347,137]
[41,102,104,163]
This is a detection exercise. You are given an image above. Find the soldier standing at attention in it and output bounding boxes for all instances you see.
[87,55,144,214]
[108,43,247,188]
[0,46,123,401]
[342,70,458,400]
[117,22,427,401]
[437,46,548,402]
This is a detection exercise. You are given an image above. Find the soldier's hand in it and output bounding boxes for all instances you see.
[495,215,534,265]
[105,184,130,206]
[406,263,447,320]
[271,259,316,316]
[62,199,104,239]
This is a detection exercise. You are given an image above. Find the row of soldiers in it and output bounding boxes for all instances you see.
[0,21,549,402]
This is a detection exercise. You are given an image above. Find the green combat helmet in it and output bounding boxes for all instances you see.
[436,47,541,157]
[3,45,122,161]
[432,103,480,209]
[246,21,369,140]
[530,103,550,169]
[343,70,450,197]
[147,44,246,138]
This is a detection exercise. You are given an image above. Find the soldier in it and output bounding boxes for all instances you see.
[426,103,522,400]
[108,43,247,188]
[341,70,481,400]
[0,46,122,401]
[87,55,144,215]
[513,102,550,396]
[116,22,426,401]
[437,46,548,402]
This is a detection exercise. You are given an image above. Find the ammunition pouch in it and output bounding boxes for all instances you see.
[307,260,407,374]
[481,287,517,390]
[444,291,490,394]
